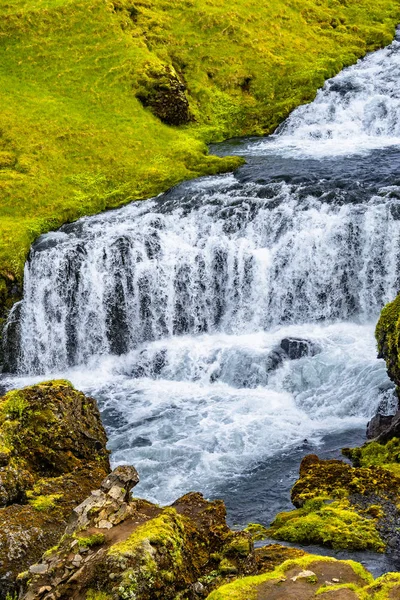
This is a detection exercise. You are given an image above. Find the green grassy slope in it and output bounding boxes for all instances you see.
[0,0,399,312]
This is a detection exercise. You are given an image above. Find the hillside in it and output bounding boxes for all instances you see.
[0,0,399,314]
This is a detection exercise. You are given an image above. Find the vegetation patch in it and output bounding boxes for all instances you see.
[27,492,63,511]
[268,497,385,551]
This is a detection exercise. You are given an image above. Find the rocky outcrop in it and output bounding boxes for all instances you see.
[0,380,110,597]
[136,63,192,126]
[376,293,400,405]
[206,555,384,600]
[266,442,400,553]
[20,463,309,600]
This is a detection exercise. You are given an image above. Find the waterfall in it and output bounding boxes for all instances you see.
[5,179,400,374]
[3,30,400,506]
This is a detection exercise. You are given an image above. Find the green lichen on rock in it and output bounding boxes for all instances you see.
[244,522,269,541]
[376,293,400,393]
[268,497,385,551]
[264,451,400,552]
[0,380,110,597]
[27,492,63,511]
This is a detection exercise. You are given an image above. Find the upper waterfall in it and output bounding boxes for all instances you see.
[245,29,400,157]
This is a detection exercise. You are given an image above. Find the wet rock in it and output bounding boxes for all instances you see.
[376,410,400,443]
[366,412,395,439]
[279,337,320,360]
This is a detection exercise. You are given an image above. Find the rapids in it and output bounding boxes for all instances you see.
[2,30,400,538]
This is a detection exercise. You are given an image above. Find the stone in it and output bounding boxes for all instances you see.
[98,520,113,529]
[366,413,394,439]
[29,564,48,575]
[376,410,400,443]
[280,337,320,360]
[291,569,316,581]
[101,465,139,500]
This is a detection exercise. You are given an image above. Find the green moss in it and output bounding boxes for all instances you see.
[75,532,106,548]
[27,492,63,511]
[219,559,239,575]
[268,497,385,551]
[86,592,113,600]
[109,507,184,560]
[358,572,400,599]
[243,523,269,541]
[0,0,399,302]
[345,438,400,469]
[223,533,252,557]
[108,507,188,597]
[1,391,30,420]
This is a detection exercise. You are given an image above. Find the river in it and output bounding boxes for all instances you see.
[2,30,400,568]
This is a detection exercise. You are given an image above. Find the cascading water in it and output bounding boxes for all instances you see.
[3,31,400,521]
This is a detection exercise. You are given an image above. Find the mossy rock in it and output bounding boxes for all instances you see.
[136,62,192,126]
[21,491,257,600]
[376,293,400,394]
[0,380,110,597]
[205,555,372,600]
[265,449,400,552]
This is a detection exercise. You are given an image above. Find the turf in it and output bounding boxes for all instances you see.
[0,0,399,309]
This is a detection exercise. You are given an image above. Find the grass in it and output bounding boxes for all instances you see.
[0,0,399,311]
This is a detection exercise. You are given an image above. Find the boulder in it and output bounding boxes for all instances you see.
[136,63,192,126]
[0,380,110,597]
[366,413,395,439]
[279,337,320,360]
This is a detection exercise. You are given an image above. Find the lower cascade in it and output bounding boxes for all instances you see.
[3,31,400,511]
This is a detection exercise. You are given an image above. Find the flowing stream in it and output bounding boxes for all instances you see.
[2,31,400,547]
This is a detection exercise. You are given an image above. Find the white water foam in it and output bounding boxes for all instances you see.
[4,322,389,503]
[240,30,400,157]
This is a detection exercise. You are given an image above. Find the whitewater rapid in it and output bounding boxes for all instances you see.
[3,30,400,510]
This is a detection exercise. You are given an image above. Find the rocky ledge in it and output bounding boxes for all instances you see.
[0,380,110,597]
[4,376,400,599]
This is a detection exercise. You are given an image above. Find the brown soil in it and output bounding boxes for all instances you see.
[256,560,365,600]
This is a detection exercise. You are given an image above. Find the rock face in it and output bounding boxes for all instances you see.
[136,63,192,126]
[20,464,309,600]
[366,412,396,439]
[376,293,400,410]
[0,380,110,597]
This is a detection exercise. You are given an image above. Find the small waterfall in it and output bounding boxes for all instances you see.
[3,31,400,506]
[6,179,400,374]
[247,29,400,157]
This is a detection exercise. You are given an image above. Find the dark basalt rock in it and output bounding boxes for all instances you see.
[279,337,320,360]
[136,64,192,126]
[376,410,400,444]
[367,413,395,439]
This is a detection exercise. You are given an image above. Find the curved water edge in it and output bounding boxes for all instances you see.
[2,30,400,573]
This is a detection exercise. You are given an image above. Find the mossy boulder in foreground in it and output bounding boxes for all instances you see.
[0,380,110,597]
[267,438,400,555]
